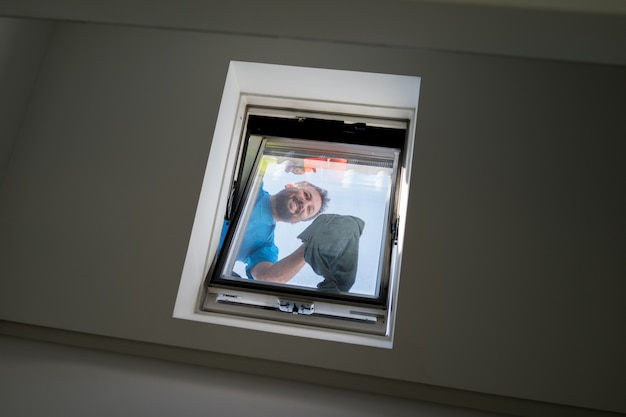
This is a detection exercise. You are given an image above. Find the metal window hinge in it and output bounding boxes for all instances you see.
[278,299,314,315]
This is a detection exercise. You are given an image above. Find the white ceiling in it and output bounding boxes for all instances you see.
[0,2,625,417]
[399,0,626,15]
[1,0,625,66]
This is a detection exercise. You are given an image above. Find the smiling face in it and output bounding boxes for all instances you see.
[271,183,323,224]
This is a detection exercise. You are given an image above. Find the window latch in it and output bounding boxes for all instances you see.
[278,299,314,315]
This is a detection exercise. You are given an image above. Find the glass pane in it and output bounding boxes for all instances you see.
[216,137,399,299]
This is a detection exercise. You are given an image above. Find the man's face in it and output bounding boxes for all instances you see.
[273,183,322,223]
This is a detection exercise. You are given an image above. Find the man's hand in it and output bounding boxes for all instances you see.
[250,244,306,283]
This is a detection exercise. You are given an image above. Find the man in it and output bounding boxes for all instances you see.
[236,181,329,283]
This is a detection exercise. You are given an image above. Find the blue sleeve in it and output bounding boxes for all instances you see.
[245,244,278,279]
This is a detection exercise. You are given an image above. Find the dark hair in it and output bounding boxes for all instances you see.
[294,181,330,217]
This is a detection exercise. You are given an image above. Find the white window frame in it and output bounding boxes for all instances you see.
[173,61,420,348]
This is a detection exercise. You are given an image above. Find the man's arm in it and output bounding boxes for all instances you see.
[249,244,306,283]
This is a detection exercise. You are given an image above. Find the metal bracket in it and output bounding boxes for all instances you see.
[278,299,314,315]
[391,216,400,243]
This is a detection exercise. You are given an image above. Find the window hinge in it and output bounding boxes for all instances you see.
[391,217,400,243]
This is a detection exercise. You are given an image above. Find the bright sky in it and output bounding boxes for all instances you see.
[233,157,393,296]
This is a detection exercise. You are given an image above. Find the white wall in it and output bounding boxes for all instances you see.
[0,18,50,183]
[0,16,625,416]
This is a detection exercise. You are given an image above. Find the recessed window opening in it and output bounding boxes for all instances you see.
[173,61,420,348]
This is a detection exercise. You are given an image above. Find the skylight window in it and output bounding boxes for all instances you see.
[174,62,420,348]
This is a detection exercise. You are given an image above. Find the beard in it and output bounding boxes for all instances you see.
[273,188,301,222]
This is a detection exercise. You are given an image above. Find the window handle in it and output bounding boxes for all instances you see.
[278,299,314,315]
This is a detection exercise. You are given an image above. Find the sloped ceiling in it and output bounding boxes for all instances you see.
[401,0,626,15]
[1,0,625,66]
[0,2,625,417]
